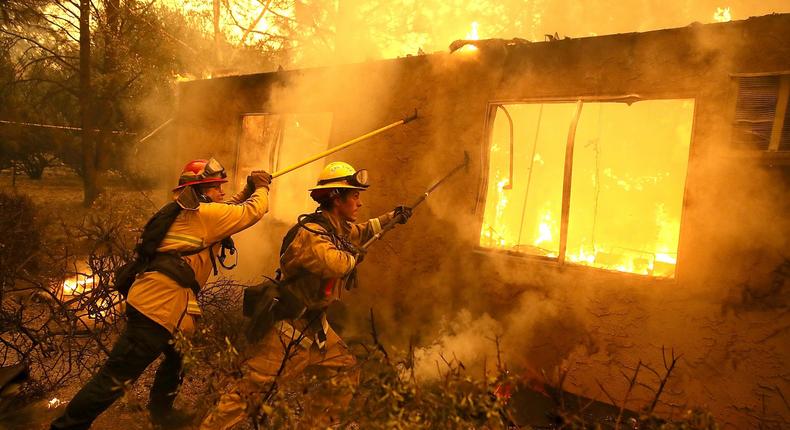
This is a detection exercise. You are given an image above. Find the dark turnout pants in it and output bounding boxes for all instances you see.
[51,305,183,430]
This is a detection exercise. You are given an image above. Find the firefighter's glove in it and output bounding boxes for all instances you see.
[393,205,413,224]
[248,170,273,190]
[353,247,367,266]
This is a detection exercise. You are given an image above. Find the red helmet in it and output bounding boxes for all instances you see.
[173,158,228,191]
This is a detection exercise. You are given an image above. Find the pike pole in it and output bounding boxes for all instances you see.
[361,151,470,250]
[271,109,418,179]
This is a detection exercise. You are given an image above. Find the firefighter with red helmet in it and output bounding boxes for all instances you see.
[200,161,411,429]
[51,159,272,429]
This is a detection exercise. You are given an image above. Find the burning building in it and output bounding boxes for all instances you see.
[170,14,789,428]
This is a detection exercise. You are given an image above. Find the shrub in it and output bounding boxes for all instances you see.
[0,192,40,299]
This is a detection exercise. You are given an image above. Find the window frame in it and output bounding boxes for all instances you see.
[232,111,336,224]
[475,95,698,280]
[232,112,284,183]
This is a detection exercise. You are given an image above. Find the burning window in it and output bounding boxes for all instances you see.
[732,74,790,152]
[480,99,695,278]
[236,113,333,222]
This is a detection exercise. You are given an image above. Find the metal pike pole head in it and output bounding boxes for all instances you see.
[402,109,419,124]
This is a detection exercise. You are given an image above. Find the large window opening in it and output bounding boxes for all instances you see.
[236,112,333,222]
[480,99,694,278]
[231,112,333,281]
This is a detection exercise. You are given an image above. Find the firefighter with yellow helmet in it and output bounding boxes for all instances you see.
[52,159,273,429]
[200,161,411,429]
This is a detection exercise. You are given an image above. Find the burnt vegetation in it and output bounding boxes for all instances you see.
[0,192,140,398]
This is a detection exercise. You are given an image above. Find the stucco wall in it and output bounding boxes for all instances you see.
[175,15,790,428]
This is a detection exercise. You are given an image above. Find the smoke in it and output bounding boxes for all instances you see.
[149,4,790,427]
[225,54,402,282]
[411,289,596,382]
[411,310,502,380]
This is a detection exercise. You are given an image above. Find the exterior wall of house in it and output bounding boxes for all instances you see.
[175,15,790,428]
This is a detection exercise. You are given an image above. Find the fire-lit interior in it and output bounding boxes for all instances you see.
[481,99,694,277]
[236,113,332,222]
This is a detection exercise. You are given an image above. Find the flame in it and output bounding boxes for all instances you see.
[534,212,553,247]
[174,73,193,82]
[62,276,95,296]
[481,177,511,248]
[457,21,481,53]
[48,398,62,409]
[58,266,121,322]
[713,7,732,23]
[466,21,480,40]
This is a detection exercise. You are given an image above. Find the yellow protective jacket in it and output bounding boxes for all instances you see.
[279,210,394,311]
[127,186,268,334]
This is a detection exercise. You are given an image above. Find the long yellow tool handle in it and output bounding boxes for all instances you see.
[271,110,418,178]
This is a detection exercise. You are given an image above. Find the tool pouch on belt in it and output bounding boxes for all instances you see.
[147,253,201,296]
[244,276,305,342]
[114,260,145,298]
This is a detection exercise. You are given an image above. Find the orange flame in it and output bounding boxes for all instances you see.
[457,21,481,53]
[62,275,95,296]
[713,7,732,23]
[58,267,121,321]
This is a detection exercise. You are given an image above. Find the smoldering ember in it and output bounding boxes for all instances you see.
[1,2,788,430]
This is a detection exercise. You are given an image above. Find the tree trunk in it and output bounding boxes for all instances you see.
[80,0,98,206]
[213,0,222,65]
[94,0,121,195]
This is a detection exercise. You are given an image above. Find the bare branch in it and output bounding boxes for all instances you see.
[239,0,273,46]
[616,360,641,430]
[368,308,389,363]
[0,28,79,72]
[39,14,81,43]
[596,378,619,407]
[647,346,683,414]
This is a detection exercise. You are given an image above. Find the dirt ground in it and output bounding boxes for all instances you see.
[1,167,167,217]
[3,363,217,430]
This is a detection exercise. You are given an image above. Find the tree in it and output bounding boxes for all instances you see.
[79,0,98,204]
[1,1,288,200]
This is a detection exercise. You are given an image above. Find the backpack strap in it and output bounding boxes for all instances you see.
[280,210,359,257]
[120,201,233,296]
[135,202,182,263]
[279,212,327,256]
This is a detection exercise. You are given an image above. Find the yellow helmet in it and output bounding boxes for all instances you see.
[309,161,369,191]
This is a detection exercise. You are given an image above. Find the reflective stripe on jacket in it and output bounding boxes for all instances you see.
[127,186,268,334]
[280,210,393,311]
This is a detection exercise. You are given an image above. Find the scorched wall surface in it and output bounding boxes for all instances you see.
[175,14,790,428]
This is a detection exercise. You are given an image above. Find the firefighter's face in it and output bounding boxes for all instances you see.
[335,190,362,222]
[201,184,225,202]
